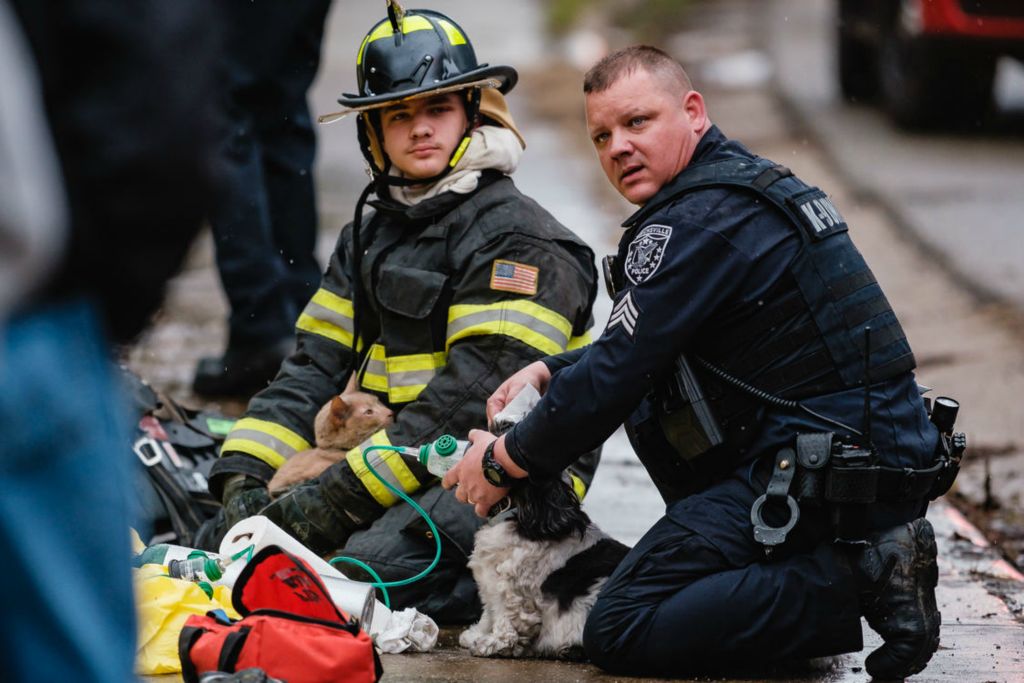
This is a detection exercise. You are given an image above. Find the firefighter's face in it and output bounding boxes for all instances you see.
[586,68,709,205]
[381,93,468,180]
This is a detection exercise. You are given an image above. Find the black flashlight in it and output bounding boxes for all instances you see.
[930,396,959,434]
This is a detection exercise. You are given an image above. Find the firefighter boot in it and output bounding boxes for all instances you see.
[855,517,941,680]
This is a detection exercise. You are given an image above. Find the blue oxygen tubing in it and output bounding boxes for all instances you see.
[328,444,443,609]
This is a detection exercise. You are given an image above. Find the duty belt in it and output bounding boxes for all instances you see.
[751,429,966,553]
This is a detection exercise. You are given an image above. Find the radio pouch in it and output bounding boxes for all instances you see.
[657,354,725,461]
[794,432,833,503]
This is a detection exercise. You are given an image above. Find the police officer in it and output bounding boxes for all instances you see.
[206,5,600,622]
[445,46,947,678]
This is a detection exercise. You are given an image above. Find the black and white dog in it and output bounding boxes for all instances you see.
[459,476,630,659]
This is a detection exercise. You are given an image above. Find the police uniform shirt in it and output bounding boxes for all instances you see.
[505,126,936,502]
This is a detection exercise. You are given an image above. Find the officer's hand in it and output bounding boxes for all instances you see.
[486,361,552,426]
[442,429,509,518]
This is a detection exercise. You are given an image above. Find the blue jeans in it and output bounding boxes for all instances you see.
[0,298,136,682]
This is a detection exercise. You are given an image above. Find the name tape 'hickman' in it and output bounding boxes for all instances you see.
[797,195,845,235]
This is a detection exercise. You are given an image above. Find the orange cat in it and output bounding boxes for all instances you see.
[267,391,393,497]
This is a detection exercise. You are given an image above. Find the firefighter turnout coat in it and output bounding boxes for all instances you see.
[213,171,599,522]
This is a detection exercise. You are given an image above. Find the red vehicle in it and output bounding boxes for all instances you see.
[837,0,1024,127]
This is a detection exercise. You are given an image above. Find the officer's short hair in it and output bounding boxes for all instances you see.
[583,45,692,96]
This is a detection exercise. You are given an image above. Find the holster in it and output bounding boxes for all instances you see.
[789,428,966,542]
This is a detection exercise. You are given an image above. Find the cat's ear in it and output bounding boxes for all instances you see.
[330,395,352,420]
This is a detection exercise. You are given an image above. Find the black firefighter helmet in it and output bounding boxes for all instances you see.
[340,6,517,109]
[321,3,519,179]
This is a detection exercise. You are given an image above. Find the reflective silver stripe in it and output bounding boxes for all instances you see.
[447,309,569,348]
[365,356,386,377]
[226,428,302,459]
[303,300,354,334]
[360,442,414,493]
[389,368,437,388]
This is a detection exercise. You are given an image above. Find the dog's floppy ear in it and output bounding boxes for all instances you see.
[512,476,590,542]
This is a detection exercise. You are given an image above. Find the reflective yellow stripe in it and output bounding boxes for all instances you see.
[449,136,471,167]
[437,19,467,46]
[295,288,362,349]
[220,438,286,469]
[221,418,312,469]
[346,430,422,506]
[385,351,445,373]
[358,15,435,65]
[570,474,587,501]
[359,346,447,404]
[447,301,573,356]
[360,344,388,393]
[567,330,593,351]
[387,350,446,403]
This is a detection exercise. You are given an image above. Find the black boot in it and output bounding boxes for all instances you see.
[192,339,293,398]
[855,517,941,680]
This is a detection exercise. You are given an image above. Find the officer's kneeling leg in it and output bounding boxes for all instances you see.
[583,509,863,675]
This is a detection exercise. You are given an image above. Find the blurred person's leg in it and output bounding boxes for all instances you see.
[0,297,136,683]
[195,0,330,398]
[261,0,329,313]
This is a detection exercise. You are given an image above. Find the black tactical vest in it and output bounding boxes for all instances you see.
[629,157,915,498]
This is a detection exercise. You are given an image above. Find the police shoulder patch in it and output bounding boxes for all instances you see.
[625,224,672,285]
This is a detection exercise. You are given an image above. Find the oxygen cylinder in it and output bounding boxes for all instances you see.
[167,555,226,583]
[133,543,222,568]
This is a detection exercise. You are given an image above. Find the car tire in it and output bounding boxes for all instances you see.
[837,0,880,102]
[838,29,880,102]
[880,23,996,129]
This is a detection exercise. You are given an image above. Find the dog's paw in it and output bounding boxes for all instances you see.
[458,627,483,651]
[463,631,519,658]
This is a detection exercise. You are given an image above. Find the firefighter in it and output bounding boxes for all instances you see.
[446,46,949,678]
[206,5,600,622]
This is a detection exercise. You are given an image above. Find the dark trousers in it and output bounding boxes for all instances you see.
[211,0,331,347]
[583,459,870,676]
[338,486,486,624]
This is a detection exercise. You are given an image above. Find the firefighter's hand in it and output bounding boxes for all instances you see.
[486,361,551,426]
[443,430,511,518]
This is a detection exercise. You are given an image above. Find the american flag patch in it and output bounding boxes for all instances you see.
[489,259,539,295]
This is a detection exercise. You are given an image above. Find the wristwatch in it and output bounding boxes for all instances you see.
[481,440,513,488]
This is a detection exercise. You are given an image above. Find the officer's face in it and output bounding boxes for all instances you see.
[586,68,709,205]
[381,93,469,180]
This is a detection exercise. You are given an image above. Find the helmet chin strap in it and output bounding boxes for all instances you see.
[358,87,482,188]
[346,86,483,382]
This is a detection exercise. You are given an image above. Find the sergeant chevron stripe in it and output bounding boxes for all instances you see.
[607,290,639,338]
